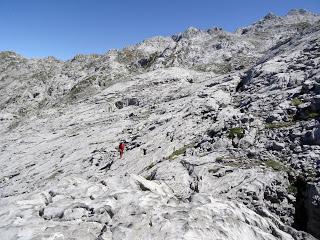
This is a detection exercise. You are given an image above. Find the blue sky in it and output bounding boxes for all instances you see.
[1,0,319,60]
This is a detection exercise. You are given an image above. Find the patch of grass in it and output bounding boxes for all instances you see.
[86,75,97,82]
[295,22,311,31]
[288,184,298,195]
[228,127,245,139]
[168,143,194,160]
[294,110,320,121]
[227,161,246,168]
[117,49,144,64]
[265,159,287,171]
[291,97,303,106]
[146,162,155,171]
[68,75,97,99]
[214,62,232,74]
[141,162,157,179]
[307,111,320,119]
[31,71,53,82]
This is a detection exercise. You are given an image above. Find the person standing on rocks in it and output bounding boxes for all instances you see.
[119,142,125,159]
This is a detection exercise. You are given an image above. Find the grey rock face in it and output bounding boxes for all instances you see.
[303,127,320,145]
[306,183,320,239]
[1,9,320,240]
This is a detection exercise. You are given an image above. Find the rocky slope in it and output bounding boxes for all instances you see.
[0,9,320,240]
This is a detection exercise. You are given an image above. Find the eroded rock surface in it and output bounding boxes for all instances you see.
[1,9,320,240]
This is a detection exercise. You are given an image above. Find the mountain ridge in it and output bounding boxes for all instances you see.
[1,9,320,240]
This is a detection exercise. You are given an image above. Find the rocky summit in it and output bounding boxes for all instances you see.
[1,9,320,240]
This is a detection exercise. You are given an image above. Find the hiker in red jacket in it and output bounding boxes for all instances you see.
[119,142,125,159]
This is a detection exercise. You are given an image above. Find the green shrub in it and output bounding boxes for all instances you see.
[291,98,303,106]
[228,127,245,139]
[294,110,320,121]
[31,71,52,81]
[117,49,144,64]
[214,62,232,74]
[265,159,286,171]
[68,75,97,98]
[146,162,155,170]
[296,22,311,31]
[288,184,297,195]
[307,111,320,118]
[168,143,194,160]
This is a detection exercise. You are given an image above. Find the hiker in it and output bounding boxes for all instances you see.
[119,142,125,159]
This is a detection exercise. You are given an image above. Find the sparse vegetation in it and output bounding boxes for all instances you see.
[68,75,98,99]
[214,62,232,74]
[291,97,303,106]
[307,111,320,119]
[117,49,144,64]
[288,184,298,195]
[228,127,245,139]
[86,75,97,82]
[295,22,312,31]
[168,143,194,160]
[294,109,320,121]
[227,161,246,168]
[0,51,17,57]
[146,162,155,170]
[265,159,287,171]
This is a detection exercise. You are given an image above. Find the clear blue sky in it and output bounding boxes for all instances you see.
[1,0,319,60]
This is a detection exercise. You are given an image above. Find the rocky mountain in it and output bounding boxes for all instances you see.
[0,9,320,240]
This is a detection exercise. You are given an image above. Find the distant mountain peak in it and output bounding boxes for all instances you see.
[1,10,320,240]
[181,26,202,38]
[0,51,24,60]
[263,12,278,20]
[288,9,312,16]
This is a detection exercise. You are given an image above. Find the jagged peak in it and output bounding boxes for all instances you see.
[140,35,174,45]
[0,51,24,59]
[185,26,200,32]
[180,26,203,38]
[207,27,224,35]
[41,56,62,63]
[287,9,312,16]
[263,12,279,20]
[69,53,102,62]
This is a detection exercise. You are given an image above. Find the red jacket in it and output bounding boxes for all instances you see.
[119,143,125,151]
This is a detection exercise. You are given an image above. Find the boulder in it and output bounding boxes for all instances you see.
[303,127,320,145]
[271,141,286,151]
